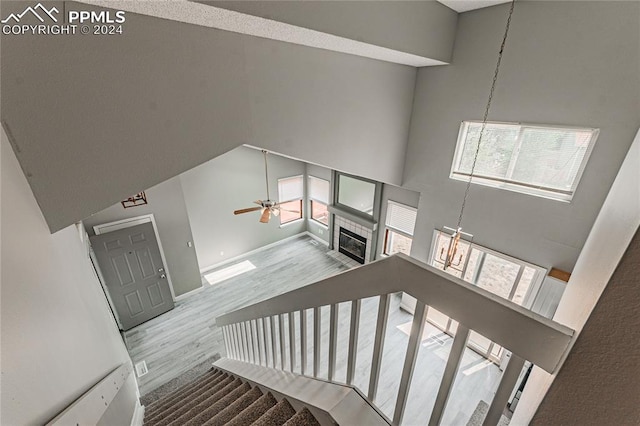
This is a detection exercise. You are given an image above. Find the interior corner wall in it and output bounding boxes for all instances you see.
[1,1,416,233]
[82,176,202,297]
[1,128,133,424]
[530,228,640,425]
[511,128,640,424]
[305,163,332,245]
[179,146,307,271]
[404,1,640,273]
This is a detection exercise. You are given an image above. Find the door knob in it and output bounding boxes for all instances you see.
[160,274,166,279]
[158,267,164,272]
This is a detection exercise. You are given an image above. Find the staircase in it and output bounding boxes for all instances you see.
[215,254,575,425]
[143,367,321,426]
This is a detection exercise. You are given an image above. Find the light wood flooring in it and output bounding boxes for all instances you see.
[124,235,501,425]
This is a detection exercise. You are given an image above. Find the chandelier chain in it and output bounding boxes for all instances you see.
[457,0,516,229]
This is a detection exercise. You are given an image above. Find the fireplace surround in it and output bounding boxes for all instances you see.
[338,227,367,264]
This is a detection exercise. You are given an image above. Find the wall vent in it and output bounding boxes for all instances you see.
[135,360,148,377]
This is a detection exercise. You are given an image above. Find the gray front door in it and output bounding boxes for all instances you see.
[91,222,174,330]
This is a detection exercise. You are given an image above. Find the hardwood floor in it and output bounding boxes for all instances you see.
[124,234,501,425]
[124,235,349,395]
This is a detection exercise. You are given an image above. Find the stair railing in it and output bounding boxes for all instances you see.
[216,254,573,426]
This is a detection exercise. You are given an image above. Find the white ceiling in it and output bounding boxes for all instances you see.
[438,0,511,13]
[77,0,446,67]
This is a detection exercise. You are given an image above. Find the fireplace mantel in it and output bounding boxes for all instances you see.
[328,205,377,231]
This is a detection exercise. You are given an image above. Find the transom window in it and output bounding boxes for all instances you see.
[277,176,303,225]
[429,229,545,307]
[451,121,599,202]
[428,229,546,362]
[383,201,417,256]
[308,176,330,226]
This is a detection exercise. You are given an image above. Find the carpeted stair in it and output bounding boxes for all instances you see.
[143,368,322,426]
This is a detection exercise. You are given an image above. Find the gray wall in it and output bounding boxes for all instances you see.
[404,1,640,272]
[532,228,640,425]
[375,184,421,259]
[179,146,307,270]
[83,176,202,297]
[1,1,417,233]
[305,163,332,244]
[206,1,458,62]
[1,128,134,424]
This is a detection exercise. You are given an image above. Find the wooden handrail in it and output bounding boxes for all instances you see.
[216,254,573,374]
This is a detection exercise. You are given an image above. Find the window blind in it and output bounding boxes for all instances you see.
[452,121,598,201]
[278,176,303,202]
[308,176,330,204]
[385,201,417,236]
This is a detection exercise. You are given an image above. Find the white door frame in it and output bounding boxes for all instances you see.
[93,214,177,301]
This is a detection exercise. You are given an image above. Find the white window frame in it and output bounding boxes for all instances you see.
[308,176,330,228]
[450,121,599,202]
[382,200,417,256]
[428,229,546,309]
[277,175,304,226]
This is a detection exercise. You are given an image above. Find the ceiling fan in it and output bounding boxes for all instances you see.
[233,150,298,223]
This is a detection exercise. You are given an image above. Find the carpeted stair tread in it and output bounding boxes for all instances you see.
[282,408,321,426]
[224,392,278,426]
[145,370,222,418]
[179,381,252,426]
[202,386,264,426]
[143,368,323,426]
[145,375,234,425]
[144,373,230,424]
[153,377,242,426]
[251,399,297,426]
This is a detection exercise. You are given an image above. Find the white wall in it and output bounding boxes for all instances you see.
[1,129,134,424]
[404,2,640,273]
[531,229,640,425]
[180,146,307,270]
[512,128,640,424]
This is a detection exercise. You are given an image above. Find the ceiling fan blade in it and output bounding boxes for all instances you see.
[234,206,262,215]
[259,208,271,223]
[279,208,300,213]
[254,200,263,206]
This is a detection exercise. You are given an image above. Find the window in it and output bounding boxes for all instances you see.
[383,201,417,255]
[428,229,546,362]
[337,174,376,215]
[429,230,545,308]
[308,176,330,226]
[277,176,303,225]
[451,121,599,201]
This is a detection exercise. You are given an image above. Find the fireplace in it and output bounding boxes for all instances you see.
[338,227,367,264]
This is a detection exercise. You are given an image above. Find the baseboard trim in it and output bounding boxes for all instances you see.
[131,401,145,426]
[199,232,309,274]
[304,231,330,247]
[174,285,205,301]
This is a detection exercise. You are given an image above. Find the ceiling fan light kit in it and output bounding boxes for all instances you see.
[233,150,299,224]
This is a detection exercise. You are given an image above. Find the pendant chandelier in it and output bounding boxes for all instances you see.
[442,0,517,270]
